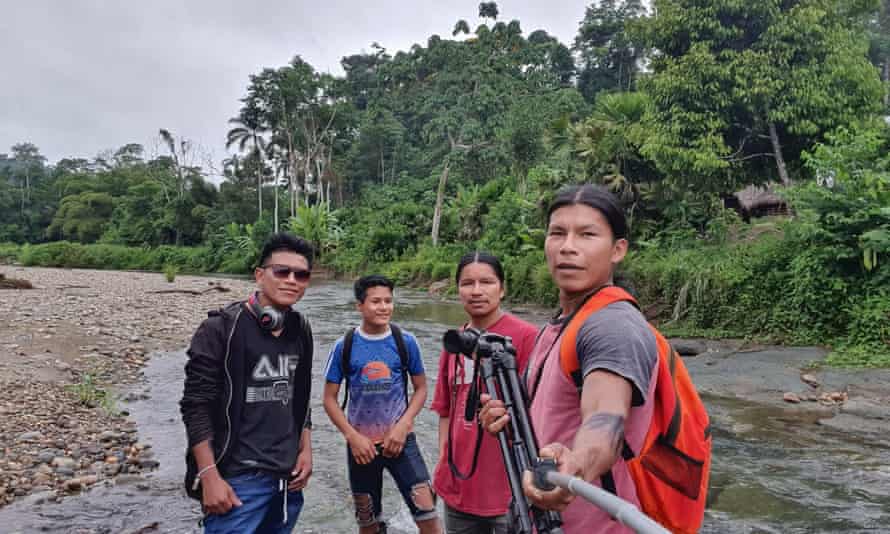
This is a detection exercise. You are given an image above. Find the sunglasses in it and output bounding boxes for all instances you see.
[263,264,312,282]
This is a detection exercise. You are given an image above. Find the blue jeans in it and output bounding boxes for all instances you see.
[347,432,436,527]
[203,471,304,534]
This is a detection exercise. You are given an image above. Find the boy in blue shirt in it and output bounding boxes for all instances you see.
[323,275,441,534]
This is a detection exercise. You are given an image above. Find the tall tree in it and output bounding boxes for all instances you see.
[868,0,890,107]
[156,129,210,244]
[10,142,46,216]
[574,0,646,100]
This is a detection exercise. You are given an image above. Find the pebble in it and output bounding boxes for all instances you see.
[51,457,76,469]
[16,431,44,443]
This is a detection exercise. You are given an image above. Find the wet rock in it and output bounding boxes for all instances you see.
[54,467,74,477]
[783,392,802,403]
[16,431,44,443]
[801,373,821,388]
[103,463,121,476]
[35,464,53,476]
[55,415,75,430]
[31,472,53,486]
[99,430,122,442]
[671,338,709,356]
[428,280,449,296]
[817,391,848,405]
[138,458,159,470]
[51,457,76,469]
[113,474,145,485]
[37,449,59,464]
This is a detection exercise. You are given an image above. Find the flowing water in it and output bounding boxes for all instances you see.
[1,281,888,533]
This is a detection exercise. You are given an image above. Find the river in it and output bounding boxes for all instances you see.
[1,281,887,533]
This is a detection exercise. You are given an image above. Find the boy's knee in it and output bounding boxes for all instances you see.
[410,482,439,530]
[352,493,377,527]
[410,482,436,511]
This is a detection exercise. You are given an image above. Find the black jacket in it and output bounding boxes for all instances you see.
[180,301,313,498]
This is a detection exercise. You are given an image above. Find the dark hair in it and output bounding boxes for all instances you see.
[455,251,505,286]
[547,184,628,240]
[354,274,395,302]
[258,232,314,269]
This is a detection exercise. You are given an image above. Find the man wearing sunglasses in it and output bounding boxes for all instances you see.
[181,232,315,533]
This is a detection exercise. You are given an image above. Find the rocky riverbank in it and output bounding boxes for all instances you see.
[0,266,257,508]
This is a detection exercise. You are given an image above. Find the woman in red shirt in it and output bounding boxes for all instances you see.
[430,251,538,534]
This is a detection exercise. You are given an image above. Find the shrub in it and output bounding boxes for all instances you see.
[163,263,178,283]
[0,243,20,263]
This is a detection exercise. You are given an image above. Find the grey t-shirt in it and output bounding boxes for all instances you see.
[575,301,658,406]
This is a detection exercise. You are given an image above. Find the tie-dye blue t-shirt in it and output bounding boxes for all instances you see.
[324,327,424,442]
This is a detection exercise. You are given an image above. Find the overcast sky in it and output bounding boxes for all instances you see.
[0,0,592,171]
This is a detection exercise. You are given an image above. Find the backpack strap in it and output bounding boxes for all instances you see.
[390,323,411,403]
[562,288,641,472]
[601,471,618,496]
[339,328,356,410]
[561,286,639,394]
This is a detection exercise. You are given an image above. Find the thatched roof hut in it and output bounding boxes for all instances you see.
[731,185,788,220]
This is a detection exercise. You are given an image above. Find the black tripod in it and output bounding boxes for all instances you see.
[444,328,564,534]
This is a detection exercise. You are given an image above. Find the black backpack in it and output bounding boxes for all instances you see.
[340,324,411,409]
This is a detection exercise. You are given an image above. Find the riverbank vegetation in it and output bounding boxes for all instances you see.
[1,1,887,364]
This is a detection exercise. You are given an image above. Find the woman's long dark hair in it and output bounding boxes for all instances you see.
[547,184,628,241]
[455,251,505,285]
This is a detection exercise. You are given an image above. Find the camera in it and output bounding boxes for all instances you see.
[443,327,516,359]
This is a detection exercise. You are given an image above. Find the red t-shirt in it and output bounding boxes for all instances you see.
[430,313,538,517]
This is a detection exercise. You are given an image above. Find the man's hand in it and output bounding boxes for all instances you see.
[382,420,410,458]
[201,470,242,515]
[347,431,378,465]
[478,393,509,434]
[288,448,313,491]
[521,443,579,512]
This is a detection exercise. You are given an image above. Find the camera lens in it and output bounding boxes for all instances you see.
[443,328,481,355]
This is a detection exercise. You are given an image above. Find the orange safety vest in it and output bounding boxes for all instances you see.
[559,286,711,534]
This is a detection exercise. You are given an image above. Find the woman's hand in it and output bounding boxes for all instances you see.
[478,393,510,434]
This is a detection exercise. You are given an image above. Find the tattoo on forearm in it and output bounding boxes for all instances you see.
[580,413,625,458]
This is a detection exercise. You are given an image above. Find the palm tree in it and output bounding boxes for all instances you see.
[574,91,650,197]
[265,142,293,233]
[226,108,268,219]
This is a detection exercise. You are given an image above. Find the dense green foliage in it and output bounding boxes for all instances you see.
[2,1,888,364]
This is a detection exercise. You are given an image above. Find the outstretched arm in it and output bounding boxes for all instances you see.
[521,370,632,511]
